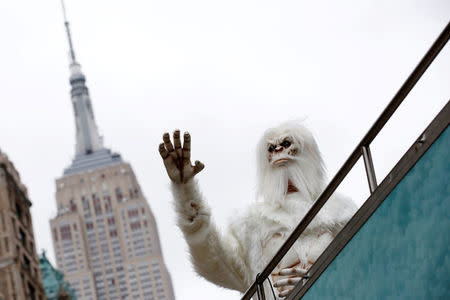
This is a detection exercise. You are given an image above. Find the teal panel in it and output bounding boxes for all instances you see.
[304,127,450,299]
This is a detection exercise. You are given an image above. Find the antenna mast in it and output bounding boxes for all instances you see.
[61,0,76,63]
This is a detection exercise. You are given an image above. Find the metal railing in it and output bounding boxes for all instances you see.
[241,21,450,300]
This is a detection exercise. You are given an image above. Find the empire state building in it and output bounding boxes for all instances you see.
[50,2,175,299]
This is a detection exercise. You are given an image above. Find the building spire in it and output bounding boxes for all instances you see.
[61,0,76,63]
[61,0,104,156]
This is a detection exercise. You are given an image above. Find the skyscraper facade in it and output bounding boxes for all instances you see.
[0,150,46,300]
[49,3,175,299]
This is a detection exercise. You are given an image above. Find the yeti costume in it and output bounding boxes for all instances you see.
[166,122,357,298]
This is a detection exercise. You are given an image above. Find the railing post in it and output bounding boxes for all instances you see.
[255,274,266,300]
[362,145,377,193]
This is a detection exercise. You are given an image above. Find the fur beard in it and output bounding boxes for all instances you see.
[258,157,326,205]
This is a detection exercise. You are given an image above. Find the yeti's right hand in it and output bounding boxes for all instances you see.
[159,130,205,184]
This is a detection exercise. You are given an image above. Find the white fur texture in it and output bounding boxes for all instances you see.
[170,122,357,298]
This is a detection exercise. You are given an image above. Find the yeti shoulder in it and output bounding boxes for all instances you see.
[321,192,358,224]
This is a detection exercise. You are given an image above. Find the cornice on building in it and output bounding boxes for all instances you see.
[0,152,31,206]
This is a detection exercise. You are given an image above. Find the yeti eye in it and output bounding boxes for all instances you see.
[268,144,276,152]
[280,140,291,148]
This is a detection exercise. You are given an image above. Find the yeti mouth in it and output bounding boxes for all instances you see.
[273,158,289,165]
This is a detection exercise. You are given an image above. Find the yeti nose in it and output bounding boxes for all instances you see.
[274,146,283,153]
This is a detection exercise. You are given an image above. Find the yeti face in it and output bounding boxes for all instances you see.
[266,135,299,167]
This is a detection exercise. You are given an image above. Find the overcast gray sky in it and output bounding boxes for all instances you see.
[0,0,449,299]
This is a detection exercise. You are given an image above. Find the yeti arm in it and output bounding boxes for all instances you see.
[171,180,248,292]
[159,130,249,291]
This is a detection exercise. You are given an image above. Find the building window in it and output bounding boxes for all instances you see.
[86,222,94,230]
[70,198,77,212]
[19,228,26,247]
[28,282,35,300]
[130,221,141,231]
[1,211,6,230]
[15,202,22,220]
[129,187,139,199]
[82,195,90,210]
[128,209,138,218]
[93,193,102,215]
[115,187,123,202]
[23,255,30,271]
[104,196,112,212]
[60,225,72,240]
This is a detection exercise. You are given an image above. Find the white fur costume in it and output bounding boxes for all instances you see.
[168,122,357,298]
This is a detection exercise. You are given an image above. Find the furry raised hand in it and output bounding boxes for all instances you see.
[159,122,357,298]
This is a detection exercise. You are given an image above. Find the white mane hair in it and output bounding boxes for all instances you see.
[256,121,327,205]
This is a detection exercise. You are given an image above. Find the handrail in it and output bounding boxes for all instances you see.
[241,21,450,300]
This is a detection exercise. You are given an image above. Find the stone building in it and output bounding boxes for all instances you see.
[0,150,46,300]
[49,3,175,299]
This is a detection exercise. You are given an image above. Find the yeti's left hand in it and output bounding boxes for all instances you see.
[159,130,204,184]
[272,265,309,298]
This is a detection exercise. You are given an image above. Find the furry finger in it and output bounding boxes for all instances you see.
[163,132,175,152]
[183,132,191,150]
[193,160,205,175]
[273,277,301,288]
[158,143,169,159]
[279,288,293,298]
[173,129,182,158]
[183,132,191,161]
[278,266,308,277]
